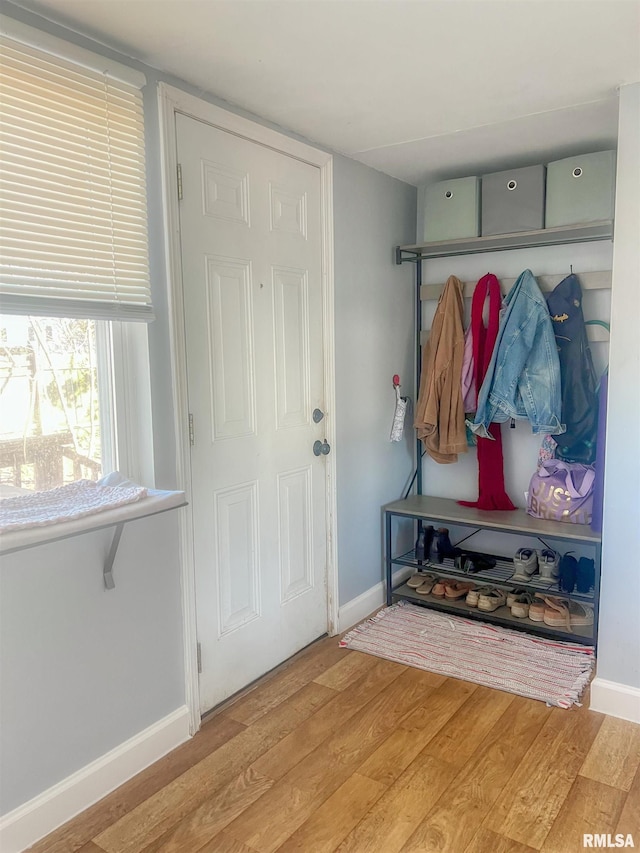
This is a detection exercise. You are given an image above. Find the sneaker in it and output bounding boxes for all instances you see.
[512,548,538,581]
[538,549,560,580]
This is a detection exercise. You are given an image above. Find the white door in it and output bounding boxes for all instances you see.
[176,113,329,713]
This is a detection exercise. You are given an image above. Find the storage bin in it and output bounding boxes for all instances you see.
[545,150,616,227]
[481,165,546,236]
[423,176,480,242]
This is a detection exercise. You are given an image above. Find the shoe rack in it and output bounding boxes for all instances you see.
[388,221,611,648]
[383,494,601,645]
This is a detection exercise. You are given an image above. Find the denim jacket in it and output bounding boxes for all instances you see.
[469,269,565,437]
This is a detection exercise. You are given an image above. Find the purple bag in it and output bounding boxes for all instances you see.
[527,459,595,525]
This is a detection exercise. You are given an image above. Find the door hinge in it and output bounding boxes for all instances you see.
[188,413,195,446]
[177,163,183,200]
[197,642,202,674]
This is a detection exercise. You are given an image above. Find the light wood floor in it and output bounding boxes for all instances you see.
[29,633,640,853]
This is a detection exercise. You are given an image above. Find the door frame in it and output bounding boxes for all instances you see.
[157,83,338,734]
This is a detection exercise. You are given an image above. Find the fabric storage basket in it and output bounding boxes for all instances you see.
[423,176,480,242]
[481,165,546,236]
[545,150,616,227]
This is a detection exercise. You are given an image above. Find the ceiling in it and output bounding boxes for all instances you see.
[8,0,640,186]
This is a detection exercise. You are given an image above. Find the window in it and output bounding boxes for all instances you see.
[0,20,152,491]
[0,315,112,489]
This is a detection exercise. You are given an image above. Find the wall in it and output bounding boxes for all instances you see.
[0,513,185,815]
[333,157,416,605]
[593,82,640,701]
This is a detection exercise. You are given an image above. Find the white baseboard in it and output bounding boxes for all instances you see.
[338,567,412,633]
[590,677,640,724]
[0,705,191,853]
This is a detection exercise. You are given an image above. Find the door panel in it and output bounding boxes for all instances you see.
[176,113,328,712]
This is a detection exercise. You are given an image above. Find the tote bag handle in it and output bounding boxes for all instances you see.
[538,460,595,499]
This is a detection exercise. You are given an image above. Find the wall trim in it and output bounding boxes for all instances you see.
[157,83,338,721]
[0,706,190,853]
[338,568,412,633]
[590,677,640,724]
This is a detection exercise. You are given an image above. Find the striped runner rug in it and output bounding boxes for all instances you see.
[340,601,594,709]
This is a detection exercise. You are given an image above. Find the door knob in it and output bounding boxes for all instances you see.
[313,439,331,456]
[312,408,325,423]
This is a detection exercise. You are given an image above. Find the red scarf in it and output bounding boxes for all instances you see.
[459,273,516,511]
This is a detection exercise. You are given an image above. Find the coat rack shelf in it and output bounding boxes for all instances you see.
[385,214,613,649]
[395,220,614,263]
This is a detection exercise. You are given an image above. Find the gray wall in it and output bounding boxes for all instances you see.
[333,157,416,604]
[0,1,416,815]
[0,513,184,814]
[596,82,640,690]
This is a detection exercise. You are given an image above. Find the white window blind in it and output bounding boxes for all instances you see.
[0,31,153,321]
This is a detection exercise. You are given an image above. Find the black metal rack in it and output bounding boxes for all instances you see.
[385,220,612,646]
[384,496,601,645]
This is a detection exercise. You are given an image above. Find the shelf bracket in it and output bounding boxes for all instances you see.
[103,522,125,590]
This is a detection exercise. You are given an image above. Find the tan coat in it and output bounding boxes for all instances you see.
[414,275,468,463]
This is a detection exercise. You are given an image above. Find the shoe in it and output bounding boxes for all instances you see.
[510,592,535,618]
[435,528,457,563]
[455,552,497,573]
[576,557,595,593]
[444,581,476,600]
[455,553,473,573]
[541,597,594,632]
[407,573,426,588]
[559,554,578,593]
[512,548,538,581]
[415,525,434,564]
[529,596,547,621]
[538,549,560,580]
[477,588,507,612]
[414,574,438,596]
[506,588,529,608]
[431,578,448,597]
[466,586,486,607]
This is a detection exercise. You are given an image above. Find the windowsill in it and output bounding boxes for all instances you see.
[0,488,187,555]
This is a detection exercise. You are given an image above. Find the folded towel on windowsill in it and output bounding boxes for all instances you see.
[0,478,147,533]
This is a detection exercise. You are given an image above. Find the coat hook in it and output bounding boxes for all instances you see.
[570,264,573,274]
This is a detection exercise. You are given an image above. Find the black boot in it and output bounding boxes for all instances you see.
[436,527,456,563]
[559,553,577,593]
[415,525,434,564]
[424,525,435,563]
[576,557,595,593]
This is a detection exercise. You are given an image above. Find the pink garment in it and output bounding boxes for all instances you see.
[461,324,476,412]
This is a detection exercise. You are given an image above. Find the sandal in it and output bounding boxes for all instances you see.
[541,596,594,631]
[506,588,529,608]
[414,575,438,596]
[431,578,448,597]
[477,588,507,612]
[408,572,430,588]
[466,586,488,607]
[529,596,547,621]
[444,581,476,600]
[510,592,535,618]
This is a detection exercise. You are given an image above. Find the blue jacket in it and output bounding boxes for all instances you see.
[469,269,565,437]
